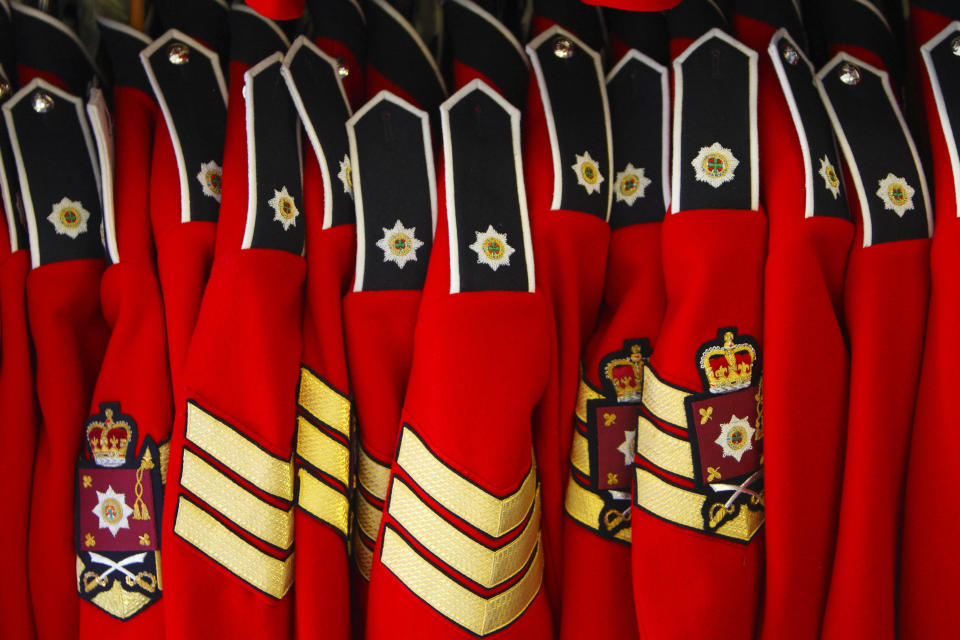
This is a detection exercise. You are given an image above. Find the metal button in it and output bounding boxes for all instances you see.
[32,90,53,113]
[336,58,350,78]
[838,62,861,86]
[0,80,10,100]
[167,42,190,65]
[952,36,960,56]
[782,44,799,66]
[552,36,574,59]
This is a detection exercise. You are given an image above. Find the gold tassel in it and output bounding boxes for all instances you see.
[132,449,154,521]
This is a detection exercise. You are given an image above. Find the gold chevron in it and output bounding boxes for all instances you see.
[353,528,373,580]
[296,416,350,486]
[641,367,691,429]
[297,468,349,535]
[575,377,603,423]
[358,446,391,501]
[564,479,631,543]
[635,416,694,479]
[298,367,351,439]
[570,430,590,476]
[355,490,383,541]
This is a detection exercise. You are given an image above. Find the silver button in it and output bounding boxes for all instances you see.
[951,36,960,56]
[32,90,53,113]
[782,44,799,66]
[0,80,10,99]
[552,36,574,59]
[838,62,861,86]
[167,42,190,65]
[336,58,350,78]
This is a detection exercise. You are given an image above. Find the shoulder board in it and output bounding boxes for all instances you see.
[3,78,103,267]
[141,30,227,224]
[442,80,534,294]
[607,50,670,227]
[733,0,804,42]
[816,53,931,246]
[349,91,435,292]
[308,0,365,65]
[666,0,729,41]
[445,0,528,111]
[532,0,606,54]
[672,28,758,213]
[11,3,101,97]
[154,0,230,74]
[230,4,291,67]
[768,29,849,220]
[241,54,304,254]
[281,36,354,229]
[0,0,14,85]
[817,0,899,80]
[365,0,447,115]
[86,88,120,265]
[527,26,612,221]
[914,0,960,20]
[0,62,25,253]
[97,17,152,96]
[607,10,669,67]
[921,22,960,218]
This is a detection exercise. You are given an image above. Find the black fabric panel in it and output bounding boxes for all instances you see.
[444,0,527,110]
[820,60,928,243]
[248,60,304,254]
[606,10,669,67]
[810,0,901,86]
[733,0,806,50]
[928,27,960,188]
[533,0,605,54]
[470,0,525,43]
[366,1,446,122]
[531,33,609,218]
[99,23,152,96]
[676,34,753,211]
[230,7,289,67]
[913,0,960,20]
[771,32,849,219]
[155,0,230,70]
[286,44,354,226]
[146,35,226,223]
[667,0,730,41]
[608,55,667,228]
[0,9,24,251]
[9,87,103,264]
[0,4,16,86]
[448,89,528,293]
[307,0,366,68]
[353,99,433,290]
[11,6,97,97]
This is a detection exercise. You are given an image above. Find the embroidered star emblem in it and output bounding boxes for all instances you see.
[691,142,739,188]
[268,186,300,231]
[468,224,515,271]
[714,414,756,463]
[571,151,605,195]
[337,154,353,198]
[91,485,134,537]
[617,429,636,467]
[614,163,651,206]
[196,160,223,202]
[818,155,840,199]
[47,197,91,239]
[876,172,915,218]
[375,219,424,269]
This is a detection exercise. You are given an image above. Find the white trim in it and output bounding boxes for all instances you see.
[140,30,227,224]
[2,78,98,268]
[232,4,291,50]
[440,79,534,294]
[347,91,434,292]
[371,0,448,96]
[0,61,17,252]
[527,25,611,219]
[852,0,892,34]
[241,53,285,251]
[815,52,932,246]
[671,28,759,213]
[95,15,152,46]
[281,36,352,231]
[86,88,120,264]
[790,0,803,23]
[345,0,365,23]
[446,0,529,70]
[210,0,229,9]
[768,29,817,219]
[11,3,103,85]
[0,0,10,18]
[706,0,727,22]
[607,49,672,215]
[920,22,960,219]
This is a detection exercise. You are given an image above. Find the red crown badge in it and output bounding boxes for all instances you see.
[85,404,135,468]
[699,329,757,394]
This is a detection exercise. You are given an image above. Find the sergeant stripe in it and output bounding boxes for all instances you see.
[570,430,590,476]
[297,468,350,535]
[296,415,350,486]
[388,478,541,589]
[641,366,691,428]
[174,495,294,599]
[358,446,391,501]
[395,426,536,538]
[635,416,694,479]
[185,401,294,501]
[355,490,383,541]
[158,440,171,484]
[564,479,631,543]
[298,367,351,438]
[180,449,294,550]
[353,528,374,580]
[380,527,544,637]
[575,377,603,423]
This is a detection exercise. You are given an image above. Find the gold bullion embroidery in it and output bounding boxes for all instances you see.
[635,417,694,479]
[296,416,350,486]
[575,378,604,423]
[297,468,349,535]
[353,528,374,580]
[564,480,632,543]
[641,366,691,428]
[355,491,383,541]
[298,367,351,438]
[570,430,591,476]
[358,447,391,501]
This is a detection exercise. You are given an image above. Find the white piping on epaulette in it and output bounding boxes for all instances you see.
[0,62,16,252]
[11,3,105,86]
[96,15,152,46]
[920,22,960,219]
[371,0,448,96]
[447,0,529,70]
[232,4,291,50]
[852,0,892,34]
[86,89,120,264]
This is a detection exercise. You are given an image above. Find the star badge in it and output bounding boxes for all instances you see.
[468,224,515,271]
[268,186,300,231]
[337,154,353,198]
[876,172,915,218]
[196,160,223,202]
[614,163,651,206]
[91,485,134,537]
[47,197,91,239]
[375,219,424,269]
[691,142,739,188]
[571,151,605,195]
[617,429,636,467]
[818,155,840,199]
[714,414,756,463]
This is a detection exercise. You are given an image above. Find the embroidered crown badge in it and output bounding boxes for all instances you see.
[699,329,757,394]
